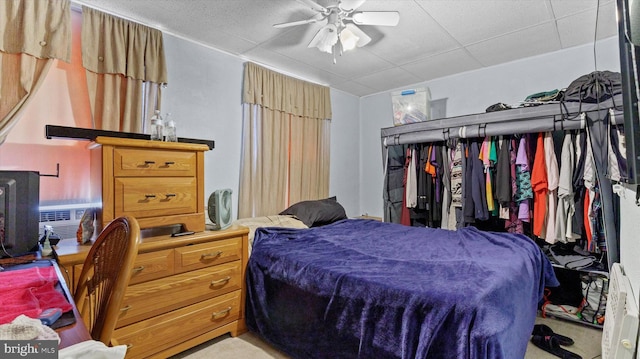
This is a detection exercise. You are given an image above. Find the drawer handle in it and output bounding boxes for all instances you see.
[201,251,223,259]
[164,161,175,165]
[165,193,176,198]
[120,305,132,312]
[144,160,156,165]
[211,307,232,319]
[132,265,145,273]
[144,194,156,199]
[210,276,231,286]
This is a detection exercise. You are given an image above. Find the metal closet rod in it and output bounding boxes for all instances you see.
[381,105,622,147]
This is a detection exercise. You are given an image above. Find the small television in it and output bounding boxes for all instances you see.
[618,0,640,184]
[0,171,40,258]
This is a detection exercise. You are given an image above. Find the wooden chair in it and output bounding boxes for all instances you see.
[73,216,140,345]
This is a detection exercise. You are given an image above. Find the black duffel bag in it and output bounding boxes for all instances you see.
[564,70,622,103]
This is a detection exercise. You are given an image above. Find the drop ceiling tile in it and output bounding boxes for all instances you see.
[243,46,349,86]
[358,2,460,65]
[331,81,378,97]
[352,67,422,92]
[556,1,618,48]
[549,0,607,17]
[401,48,483,82]
[465,22,562,67]
[416,0,553,46]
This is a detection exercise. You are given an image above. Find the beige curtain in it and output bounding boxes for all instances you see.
[81,6,167,132]
[239,62,331,218]
[0,0,71,144]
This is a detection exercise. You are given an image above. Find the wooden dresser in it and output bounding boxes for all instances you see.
[90,136,209,232]
[55,226,249,359]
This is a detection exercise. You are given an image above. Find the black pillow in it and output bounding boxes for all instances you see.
[279,198,347,227]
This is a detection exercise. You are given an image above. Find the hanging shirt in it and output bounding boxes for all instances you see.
[495,137,512,209]
[515,136,533,223]
[479,137,497,215]
[450,141,463,208]
[583,130,597,241]
[469,140,489,221]
[543,132,560,243]
[449,142,464,229]
[440,144,452,229]
[406,147,417,208]
[506,138,524,233]
[531,133,548,238]
[556,132,578,242]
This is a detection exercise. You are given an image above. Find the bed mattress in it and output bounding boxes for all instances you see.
[246,219,559,359]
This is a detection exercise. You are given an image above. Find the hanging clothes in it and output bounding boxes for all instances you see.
[400,147,413,226]
[449,141,463,229]
[383,145,407,223]
[506,138,524,233]
[543,132,560,243]
[514,136,533,224]
[495,136,512,220]
[466,139,489,222]
[531,132,548,238]
[440,144,452,229]
[406,146,418,209]
[479,137,498,216]
[556,132,578,242]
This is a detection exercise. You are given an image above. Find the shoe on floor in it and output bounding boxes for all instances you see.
[531,335,582,359]
[532,324,575,346]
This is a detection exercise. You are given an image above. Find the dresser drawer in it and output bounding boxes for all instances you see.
[113,148,196,177]
[129,249,175,285]
[114,177,197,218]
[174,238,242,273]
[114,291,241,359]
[117,261,242,327]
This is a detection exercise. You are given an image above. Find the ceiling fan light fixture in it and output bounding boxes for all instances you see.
[309,24,339,54]
[339,27,359,51]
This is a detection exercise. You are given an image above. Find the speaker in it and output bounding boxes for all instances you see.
[208,188,232,230]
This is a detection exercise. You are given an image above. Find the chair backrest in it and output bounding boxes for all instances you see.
[73,216,140,345]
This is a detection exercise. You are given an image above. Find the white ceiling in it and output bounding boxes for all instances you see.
[72,0,618,97]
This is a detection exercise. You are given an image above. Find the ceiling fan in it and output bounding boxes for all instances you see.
[274,0,400,63]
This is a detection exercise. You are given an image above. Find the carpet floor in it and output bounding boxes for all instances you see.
[169,316,602,359]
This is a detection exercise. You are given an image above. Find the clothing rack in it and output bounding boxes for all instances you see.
[380,95,623,268]
[381,97,621,147]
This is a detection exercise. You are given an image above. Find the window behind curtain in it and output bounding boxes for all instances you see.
[0,10,92,205]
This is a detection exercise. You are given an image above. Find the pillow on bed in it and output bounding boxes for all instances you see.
[279,197,347,227]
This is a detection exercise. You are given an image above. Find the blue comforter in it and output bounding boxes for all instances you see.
[246,219,559,359]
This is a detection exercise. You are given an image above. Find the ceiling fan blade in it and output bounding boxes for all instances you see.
[296,0,327,13]
[274,13,326,28]
[339,0,367,12]
[344,23,371,47]
[352,11,400,26]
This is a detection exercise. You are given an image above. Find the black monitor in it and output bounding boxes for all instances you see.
[0,171,40,258]
[618,0,640,184]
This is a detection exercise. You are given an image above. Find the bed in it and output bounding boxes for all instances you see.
[245,218,559,359]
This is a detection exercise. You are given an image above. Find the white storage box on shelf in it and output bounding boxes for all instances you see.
[391,87,431,126]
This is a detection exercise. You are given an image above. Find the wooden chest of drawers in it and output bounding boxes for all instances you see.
[56,227,249,359]
[90,137,210,232]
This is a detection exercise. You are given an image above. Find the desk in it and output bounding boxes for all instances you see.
[52,259,92,348]
[0,256,91,348]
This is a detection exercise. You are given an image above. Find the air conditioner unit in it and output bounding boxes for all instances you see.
[602,263,639,359]
[38,203,98,240]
